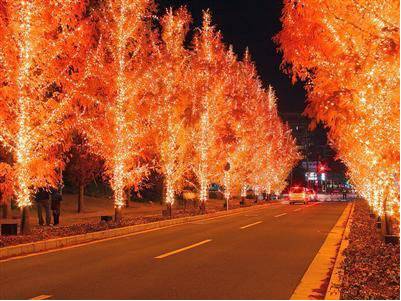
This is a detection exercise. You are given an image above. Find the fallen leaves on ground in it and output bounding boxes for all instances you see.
[340,201,400,299]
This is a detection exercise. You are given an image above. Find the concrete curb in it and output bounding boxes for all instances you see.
[324,202,355,300]
[0,203,273,260]
[290,201,353,300]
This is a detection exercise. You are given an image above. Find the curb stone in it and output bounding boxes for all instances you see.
[324,202,355,300]
[0,202,273,260]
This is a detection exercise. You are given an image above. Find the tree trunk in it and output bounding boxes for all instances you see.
[125,188,130,208]
[77,184,84,213]
[115,206,122,223]
[20,206,31,235]
[166,203,172,219]
[2,200,12,219]
[384,214,393,236]
[199,200,206,214]
[381,194,392,236]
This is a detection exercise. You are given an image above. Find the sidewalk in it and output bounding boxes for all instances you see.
[2,193,241,227]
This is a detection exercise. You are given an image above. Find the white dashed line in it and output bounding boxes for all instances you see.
[240,221,263,229]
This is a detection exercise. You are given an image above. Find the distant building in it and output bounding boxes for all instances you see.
[280,112,346,191]
[280,112,310,156]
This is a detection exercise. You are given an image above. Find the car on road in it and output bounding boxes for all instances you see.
[306,188,317,201]
[289,186,308,205]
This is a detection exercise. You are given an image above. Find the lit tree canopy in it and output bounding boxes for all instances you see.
[0,0,300,226]
[0,0,93,212]
[78,0,158,218]
[275,0,400,218]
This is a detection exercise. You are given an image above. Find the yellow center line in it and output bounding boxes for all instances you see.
[240,221,263,229]
[30,295,52,300]
[155,239,212,259]
[274,213,288,217]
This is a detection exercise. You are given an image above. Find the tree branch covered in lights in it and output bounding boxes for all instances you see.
[153,7,192,209]
[78,0,158,221]
[275,0,400,225]
[0,0,301,227]
[0,0,93,232]
[189,10,231,207]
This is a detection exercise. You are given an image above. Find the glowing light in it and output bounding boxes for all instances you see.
[15,0,34,208]
[276,0,400,221]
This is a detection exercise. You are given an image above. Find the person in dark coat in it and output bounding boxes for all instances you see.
[342,188,347,200]
[35,188,51,226]
[50,189,62,225]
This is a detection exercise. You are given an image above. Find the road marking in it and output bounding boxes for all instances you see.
[293,208,302,212]
[240,221,263,229]
[30,295,52,300]
[1,203,283,263]
[0,225,180,263]
[155,239,212,259]
[274,213,288,217]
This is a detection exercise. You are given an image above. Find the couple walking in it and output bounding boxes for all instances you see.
[34,188,62,226]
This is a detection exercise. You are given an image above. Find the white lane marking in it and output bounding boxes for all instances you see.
[2,203,278,263]
[155,239,212,259]
[293,208,302,212]
[30,295,52,300]
[274,213,288,218]
[240,221,263,229]
[0,225,180,263]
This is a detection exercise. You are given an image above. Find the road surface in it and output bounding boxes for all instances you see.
[0,201,347,299]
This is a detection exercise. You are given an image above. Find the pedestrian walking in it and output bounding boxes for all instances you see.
[35,188,51,226]
[50,189,62,225]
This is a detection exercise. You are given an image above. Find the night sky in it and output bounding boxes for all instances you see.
[157,0,307,114]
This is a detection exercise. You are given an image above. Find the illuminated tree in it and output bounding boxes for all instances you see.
[212,47,300,202]
[275,0,400,229]
[79,0,158,222]
[189,10,229,211]
[0,0,93,233]
[153,7,192,215]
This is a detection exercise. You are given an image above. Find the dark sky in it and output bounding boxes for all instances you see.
[157,0,307,114]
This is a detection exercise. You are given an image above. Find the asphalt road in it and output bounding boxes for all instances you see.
[0,201,347,300]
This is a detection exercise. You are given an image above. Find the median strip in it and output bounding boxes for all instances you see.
[274,213,287,217]
[240,221,263,229]
[155,239,212,259]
